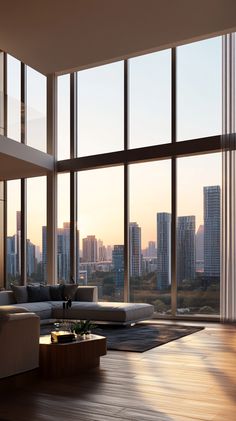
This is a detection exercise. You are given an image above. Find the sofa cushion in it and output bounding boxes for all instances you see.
[63,284,78,300]
[11,285,28,304]
[75,286,98,302]
[27,285,41,302]
[14,302,53,319]
[52,302,154,323]
[50,285,64,301]
[39,285,51,301]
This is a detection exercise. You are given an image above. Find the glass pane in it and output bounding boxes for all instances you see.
[77,61,124,156]
[27,177,46,284]
[26,66,47,152]
[129,50,171,148]
[57,75,70,160]
[129,161,171,314]
[0,186,4,287]
[0,52,3,135]
[177,37,222,141]
[78,167,124,301]
[177,153,221,315]
[7,55,21,142]
[57,173,70,283]
[6,180,21,287]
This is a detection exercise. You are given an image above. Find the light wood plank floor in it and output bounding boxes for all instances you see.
[0,321,235,421]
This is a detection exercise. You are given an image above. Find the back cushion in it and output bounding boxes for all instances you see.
[39,285,51,301]
[11,285,28,304]
[49,284,64,301]
[27,285,41,302]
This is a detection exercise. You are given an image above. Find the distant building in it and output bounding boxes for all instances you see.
[147,241,156,258]
[27,239,36,277]
[204,186,220,280]
[129,222,141,277]
[157,212,171,290]
[196,224,204,273]
[177,216,195,284]
[112,245,124,290]
[82,235,97,262]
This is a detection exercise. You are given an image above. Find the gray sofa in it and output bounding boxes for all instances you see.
[0,285,154,325]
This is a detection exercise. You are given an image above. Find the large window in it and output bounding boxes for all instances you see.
[7,55,21,142]
[26,66,47,152]
[177,37,222,141]
[129,161,171,313]
[77,167,124,300]
[77,62,124,156]
[6,180,21,287]
[177,154,221,315]
[27,177,46,284]
[57,75,70,160]
[2,35,223,320]
[57,173,70,283]
[129,50,171,148]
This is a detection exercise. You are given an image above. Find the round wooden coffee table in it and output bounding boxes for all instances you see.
[39,334,106,377]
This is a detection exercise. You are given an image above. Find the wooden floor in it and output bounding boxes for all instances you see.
[0,321,236,421]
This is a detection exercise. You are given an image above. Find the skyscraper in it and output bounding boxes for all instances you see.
[157,213,171,290]
[129,222,141,277]
[112,245,124,290]
[196,224,204,273]
[204,185,220,280]
[82,235,97,262]
[177,216,195,284]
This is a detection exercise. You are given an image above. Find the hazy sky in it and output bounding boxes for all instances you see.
[6,36,222,250]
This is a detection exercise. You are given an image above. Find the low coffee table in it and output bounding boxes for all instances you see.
[39,334,106,377]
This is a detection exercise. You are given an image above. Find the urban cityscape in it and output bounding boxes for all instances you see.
[7,185,220,315]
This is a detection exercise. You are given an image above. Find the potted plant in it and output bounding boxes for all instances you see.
[72,320,96,339]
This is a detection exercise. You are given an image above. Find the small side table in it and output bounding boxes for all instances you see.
[39,334,107,377]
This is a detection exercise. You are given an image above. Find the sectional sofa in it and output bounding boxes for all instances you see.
[0,284,154,325]
[0,284,154,378]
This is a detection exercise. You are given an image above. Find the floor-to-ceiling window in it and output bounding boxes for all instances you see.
[56,35,222,319]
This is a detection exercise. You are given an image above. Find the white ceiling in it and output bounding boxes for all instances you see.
[0,0,236,75]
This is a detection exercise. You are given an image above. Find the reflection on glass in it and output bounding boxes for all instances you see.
[57,173,70,283]
[177,153,221,315]
[129,50,171,148]
[27,177,46,284]
[129,161,171,314]
[78,167,124,301]
[77,62,124,156]
[7,55,21,141]
[6,180,21,287]
[26,66,47,152]
[58,75,70,160]
[177,37,222,141]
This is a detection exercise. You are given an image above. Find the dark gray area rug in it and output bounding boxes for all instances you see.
[93,323,204,352]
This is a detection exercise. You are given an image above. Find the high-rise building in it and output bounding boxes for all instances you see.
[57,223,70,282]
[42,226,47,283]
[204,185,220,280]
[147,241,156,258]
[129,222,141,277]
[196,224,204,273]
[112,245,124,290]
[82,235,97,262]
[27,239,36,277]
[177,216,195,284]
[6,235,17,279]
[157,212,171,290]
